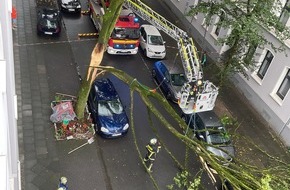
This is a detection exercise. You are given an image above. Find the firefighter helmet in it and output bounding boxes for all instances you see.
[150,138,157,145]
[60,177,67,185]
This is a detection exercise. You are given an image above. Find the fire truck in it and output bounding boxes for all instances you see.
[124,0,219,114]
[89,0,140,55]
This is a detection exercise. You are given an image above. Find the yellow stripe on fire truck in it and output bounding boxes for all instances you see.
[112,39,139,44]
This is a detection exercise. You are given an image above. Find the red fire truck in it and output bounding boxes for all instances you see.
[89,0,140,55]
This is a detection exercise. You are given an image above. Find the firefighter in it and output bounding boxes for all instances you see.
[143,138,161,172]
[58,176,68,190]
[183,80,203,108]
[191,80,203,99]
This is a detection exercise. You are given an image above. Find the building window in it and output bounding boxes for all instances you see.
[280,9,290,26]
[277,69,290,100]
[257,50,273,79]
[269,0,287,17]
[279,0,290,26]
[214,11,225,36]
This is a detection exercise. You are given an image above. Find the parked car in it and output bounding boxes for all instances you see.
[139,24,166,59]
[87,78,129,138]
[59,0,81,13]
[152,60,186,102]
[37,7,61,36]
[182,111,235,163]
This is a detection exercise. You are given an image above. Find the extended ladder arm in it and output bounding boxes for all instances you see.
[125,0,219,114]
[124,0,202,82]
[124,0,186,40]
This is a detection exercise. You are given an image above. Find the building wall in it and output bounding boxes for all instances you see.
[165,0,290,145]
[236,29,290,142]
[0,0,20,189]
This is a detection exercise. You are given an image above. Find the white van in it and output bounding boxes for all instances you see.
[139,24,166,59]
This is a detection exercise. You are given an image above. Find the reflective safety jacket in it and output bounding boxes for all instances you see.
[146,143,161,160]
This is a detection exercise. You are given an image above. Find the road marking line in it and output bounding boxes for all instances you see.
[14,38,96,47]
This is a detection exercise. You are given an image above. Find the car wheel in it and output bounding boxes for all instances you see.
[152,69,157,79]
[144,49,148,57]
[166,91,172,100]
[95,126,99,133]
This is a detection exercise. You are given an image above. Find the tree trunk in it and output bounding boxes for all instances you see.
[75,44,106,120]
[75,0,125,119]
[218,36,239,87]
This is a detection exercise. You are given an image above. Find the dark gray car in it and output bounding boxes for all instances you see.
[182,111,235,163]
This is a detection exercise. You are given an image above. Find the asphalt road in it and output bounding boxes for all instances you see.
[17,0,221,189]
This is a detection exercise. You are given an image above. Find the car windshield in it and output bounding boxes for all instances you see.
[170,73,186,86]
[111,28,139,39]
[98,99,124,116]
[62,0,78,3]
[207,126,231,145]
[40,20,58,29]
[148,35,163,45]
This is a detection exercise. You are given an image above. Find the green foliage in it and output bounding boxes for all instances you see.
[54,95,62,103]
[186,0,290,85]
[260,175,272,190]
[220,114,238,127]
[55,127,65,139]
[167,170,201,190]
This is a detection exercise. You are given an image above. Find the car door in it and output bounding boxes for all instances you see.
[160,66,171,95]
[156,63,168,90]
[195,115,206,141]
[139,27,147,50]
[88,89,99,126]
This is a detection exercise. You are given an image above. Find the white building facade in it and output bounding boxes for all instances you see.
[164,0,290,146]
[0,0,21,189]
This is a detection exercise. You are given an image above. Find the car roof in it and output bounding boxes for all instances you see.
[40,7,59,13]
[120,7,135,16]
[92,78,119,101]
[141,24,161,36]
[155,60,185,74]
[197,111,223,128]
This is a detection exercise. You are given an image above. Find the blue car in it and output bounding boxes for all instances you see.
[88,78,129,138]
[152,60,186,102]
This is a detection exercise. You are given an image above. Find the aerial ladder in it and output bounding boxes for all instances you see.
[124,0,219,114]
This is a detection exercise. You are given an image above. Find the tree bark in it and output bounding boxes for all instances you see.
[75,0,125,119]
